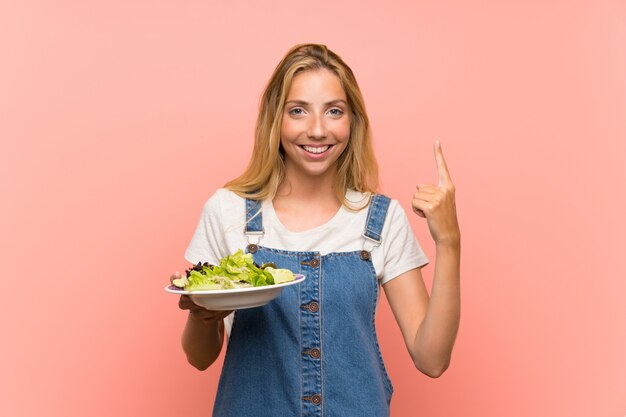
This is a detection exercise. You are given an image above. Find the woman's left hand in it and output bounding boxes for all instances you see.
[412,140,460,246]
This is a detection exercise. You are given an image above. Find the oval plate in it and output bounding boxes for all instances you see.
[164,274,305,310]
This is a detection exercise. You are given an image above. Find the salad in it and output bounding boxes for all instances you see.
[171,249,295,291]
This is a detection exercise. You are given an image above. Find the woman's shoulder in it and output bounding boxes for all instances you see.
[366,192,411,231]
[200,188,246,217]
[208,187,246,204]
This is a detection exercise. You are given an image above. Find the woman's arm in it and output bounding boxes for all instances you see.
[383,243,460,378]
[179,294,233,370]
[384,140,461,378]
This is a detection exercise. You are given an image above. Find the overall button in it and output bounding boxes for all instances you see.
[303,394,322,405]
[310,258,320,268]
[360,250,371,260]
[302,348,321,358]
[301,301,319,312]
[247,244,258,253]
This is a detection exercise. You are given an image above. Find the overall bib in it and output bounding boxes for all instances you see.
[213,195,394,417]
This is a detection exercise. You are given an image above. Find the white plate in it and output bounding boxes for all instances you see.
[164,274,306,310]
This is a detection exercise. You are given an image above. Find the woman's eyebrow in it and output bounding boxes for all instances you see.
[326,99,348,106]
[284,100,308,106]
[285,99,348,106]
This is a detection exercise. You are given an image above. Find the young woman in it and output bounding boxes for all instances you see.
[175,43,460,417]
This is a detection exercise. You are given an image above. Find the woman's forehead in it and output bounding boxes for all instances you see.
[286,69,346,101]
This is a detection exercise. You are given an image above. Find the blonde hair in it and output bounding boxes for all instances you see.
[225,43,379,209]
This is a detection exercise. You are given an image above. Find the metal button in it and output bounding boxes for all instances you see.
[301,301,319,312]
[360,250,371,260]
[303,394,322,405]
[247,244,258,253]
[310,258,320,268]
[309,348,321,358]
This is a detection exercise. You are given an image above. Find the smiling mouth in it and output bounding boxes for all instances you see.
[300,145,333,154]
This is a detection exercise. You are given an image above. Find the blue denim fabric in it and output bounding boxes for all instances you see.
[213,195,393,417]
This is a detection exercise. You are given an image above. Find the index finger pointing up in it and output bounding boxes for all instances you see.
[434,140,453,187]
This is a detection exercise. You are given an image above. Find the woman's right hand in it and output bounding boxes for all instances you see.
[170,271,233,322]
[178,295,234,322]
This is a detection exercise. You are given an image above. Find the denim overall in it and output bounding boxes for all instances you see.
[213,195,394,417]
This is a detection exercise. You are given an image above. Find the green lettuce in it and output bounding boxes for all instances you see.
[178,249,288,291]
[265,267,296,284]
[185,269,223,291]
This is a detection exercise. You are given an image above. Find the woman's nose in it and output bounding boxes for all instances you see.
[307,114,327,139]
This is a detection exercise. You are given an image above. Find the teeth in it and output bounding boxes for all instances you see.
[302,145,330,154]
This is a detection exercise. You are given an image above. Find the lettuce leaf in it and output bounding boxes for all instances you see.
[180,249,292,291]
[185,270,223,291]
[265,267,295,284]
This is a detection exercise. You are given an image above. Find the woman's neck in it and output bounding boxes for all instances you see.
[271,165,343,232]
[276,165,339,204]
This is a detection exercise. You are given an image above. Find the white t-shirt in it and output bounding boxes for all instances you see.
[185,188,429,285]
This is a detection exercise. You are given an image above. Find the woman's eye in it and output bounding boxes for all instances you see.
[328,108,344,116]
[289,108,304,116]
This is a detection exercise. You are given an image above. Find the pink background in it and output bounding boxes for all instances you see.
[1,1,625,416]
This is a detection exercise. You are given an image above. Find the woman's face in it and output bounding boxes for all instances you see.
[280,68,351,180]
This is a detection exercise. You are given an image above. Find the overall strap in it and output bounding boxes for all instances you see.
[244,198,264,234]
[362,194,391,245]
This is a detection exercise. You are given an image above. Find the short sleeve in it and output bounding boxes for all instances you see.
[184,191,229,265]
[380,200,429,285]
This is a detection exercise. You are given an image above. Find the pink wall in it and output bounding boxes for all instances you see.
[1,1,624,416]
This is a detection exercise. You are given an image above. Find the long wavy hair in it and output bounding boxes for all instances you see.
[224,43,378,209]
